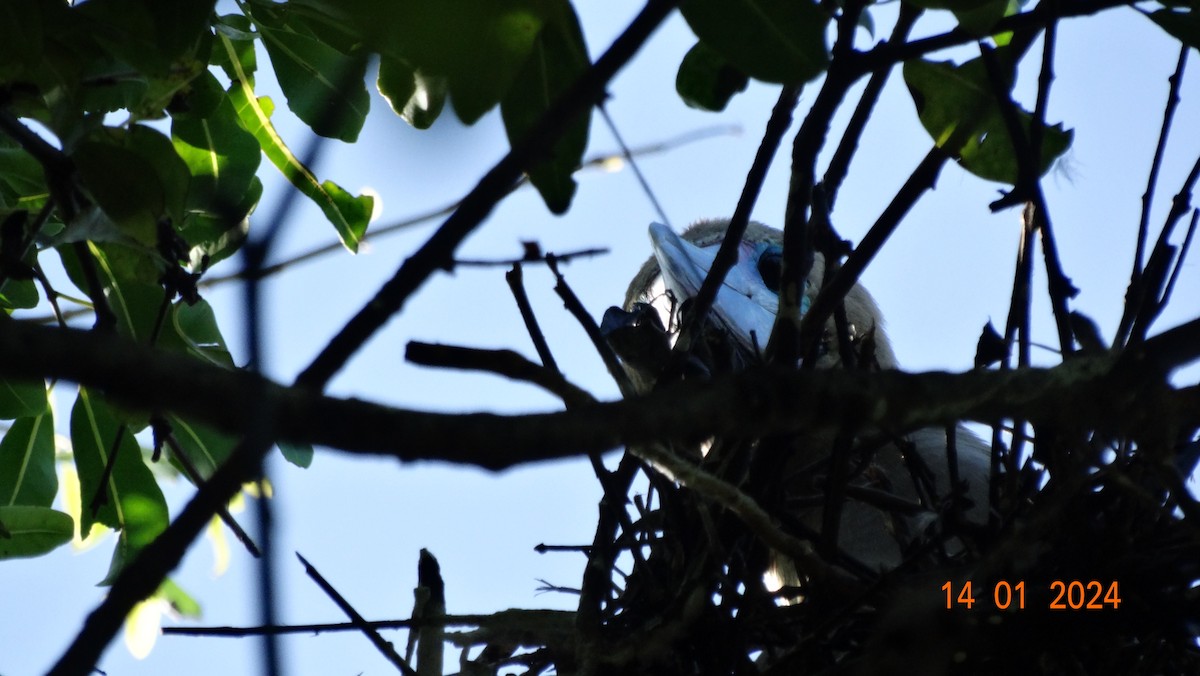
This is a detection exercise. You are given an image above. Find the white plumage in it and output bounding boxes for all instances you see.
[616,219,991,571]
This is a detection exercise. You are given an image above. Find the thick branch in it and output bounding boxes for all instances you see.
[2,319,1197,472]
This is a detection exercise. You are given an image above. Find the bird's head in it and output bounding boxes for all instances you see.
[604,219,896,386]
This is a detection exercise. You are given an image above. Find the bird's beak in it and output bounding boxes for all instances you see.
[649,222,779,355]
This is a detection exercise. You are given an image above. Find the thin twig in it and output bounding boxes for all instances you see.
[1160,208,1199,317]
[296,552,416,675]
[599,105,671,227]
[454,246,608,267]
[1128,154,1200,345]
[631,441,861,596]
[979,44,1078,358]
[1132,45,1189,300]
[70,242,116,331]
[797,147,949,360]
[847,0,1135,78]
[162,609,576,637]
[405,341,594,407]
[994,205,1038,515]
[671,84,801,363]
[506,263,559,371]
[546,256,635,397]
[1029,18,1058,169]
[823,3,920,208]
[159,427,261,558]
[48,435,274,676]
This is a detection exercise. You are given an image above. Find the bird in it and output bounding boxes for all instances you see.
[603,218,991,574]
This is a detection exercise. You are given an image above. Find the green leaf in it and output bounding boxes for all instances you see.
[221,36,372,251]
[247,0,370,141]
[278,440,314,469]
[906,0,1011,36]
[0,136,48,206]
[71,126,192,246]
[378,57,448,130]
[76,0,170,78]
[440,3,547,124]
[294,0,549,125]
[71,243,170,339]
[172,72,262,266]
[165,298,236,368]
[0,278,39,310]
[177,179,257,269]
[0,0,44,82]
[143,0,217,62]
[904,56,1073,184]
[159,578,202,618]
[0,376,47,420]
[70,388,168,584]
[72,143,164,245]
[211,13,258,78]
[0,506,73,559]
[500,2,591,214]
[166,414,236,481]
[0,412,56,506]
[680,0,829,84]
[676,41,749,112]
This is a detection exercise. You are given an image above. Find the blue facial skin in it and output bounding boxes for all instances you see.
[739,241,811,317]
[651,223,813,357]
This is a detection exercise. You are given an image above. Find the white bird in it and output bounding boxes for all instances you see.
[605,219,991,573]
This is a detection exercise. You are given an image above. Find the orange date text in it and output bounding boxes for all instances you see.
[941,580,1121,611]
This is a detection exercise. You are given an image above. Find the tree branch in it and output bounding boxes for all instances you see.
[2,318,1196,473]
[295,0,681,389]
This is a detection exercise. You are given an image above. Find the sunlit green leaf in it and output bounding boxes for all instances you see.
[212,13,258,77]
[70,388,168,584]
[680,0,829,84]
[123,577,201,657]
[500,2,590,214]
[172,72,261,266]
[904,57,1073,184]
[0,506,73,559]
[0,412,56,507]
[160,578,202,617]
[221,36,372,251]
[676,41,749,112]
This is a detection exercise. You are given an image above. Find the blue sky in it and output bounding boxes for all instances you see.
[4,4,1199,675]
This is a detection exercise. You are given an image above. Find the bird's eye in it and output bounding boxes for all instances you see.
[757,246,783,293]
